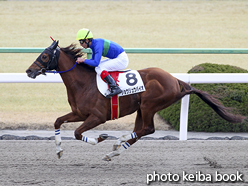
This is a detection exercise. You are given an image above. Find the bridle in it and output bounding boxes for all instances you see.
[34,47,59,74]
[34,44,77,75]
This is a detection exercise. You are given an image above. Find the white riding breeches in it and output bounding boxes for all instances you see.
[95,52,129,75]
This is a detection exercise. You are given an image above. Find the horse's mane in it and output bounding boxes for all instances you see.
[60,44,95,72]
[60,44,84,61]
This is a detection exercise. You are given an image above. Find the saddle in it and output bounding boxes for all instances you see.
[96,70,146,119]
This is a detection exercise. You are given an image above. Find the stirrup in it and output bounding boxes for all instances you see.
[106,87,122,98]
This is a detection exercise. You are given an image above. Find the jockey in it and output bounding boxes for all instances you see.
[76,28,129,98]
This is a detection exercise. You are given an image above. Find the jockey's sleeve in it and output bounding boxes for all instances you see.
[84,39,103,67]
[84,38,124,67]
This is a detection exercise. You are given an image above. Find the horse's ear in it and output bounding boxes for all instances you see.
[54,40,59,49]
[49,40,59,50]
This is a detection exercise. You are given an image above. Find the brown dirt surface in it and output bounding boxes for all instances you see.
[1,140,248,185]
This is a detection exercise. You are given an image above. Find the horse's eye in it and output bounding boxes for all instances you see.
[41,54,49,62]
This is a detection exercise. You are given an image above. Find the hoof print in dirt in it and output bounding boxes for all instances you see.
[204,157,222,168]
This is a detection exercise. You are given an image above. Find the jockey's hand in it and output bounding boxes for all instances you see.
[76,57,85,64]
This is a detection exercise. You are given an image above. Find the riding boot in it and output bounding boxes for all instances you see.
[104,74,122,98]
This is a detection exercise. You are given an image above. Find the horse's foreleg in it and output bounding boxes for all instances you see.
[102,133,137,161]
[103,110,143,161]
[55,129,63,158]
[112,132,137,151]
[112,109,143,151]
[103,133,140,161]
[74,114,108,145]
[54,112,83,159]
[103,110,156,161]
[80,133,108,145]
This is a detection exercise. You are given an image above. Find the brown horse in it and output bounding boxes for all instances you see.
[26,41,245,161]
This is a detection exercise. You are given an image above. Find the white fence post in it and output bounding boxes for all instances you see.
[179,95,190,140]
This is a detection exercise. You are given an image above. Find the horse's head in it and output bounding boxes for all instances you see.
[26,40,60,79]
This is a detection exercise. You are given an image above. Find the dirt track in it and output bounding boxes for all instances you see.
[1,140,248,186]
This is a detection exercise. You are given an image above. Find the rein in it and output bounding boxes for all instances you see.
[46,62,77,74]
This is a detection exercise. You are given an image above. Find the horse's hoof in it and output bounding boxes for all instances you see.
[57,150,63,159]
[102,155,111,161]
[113,144,121,151]
[100,134,108,140]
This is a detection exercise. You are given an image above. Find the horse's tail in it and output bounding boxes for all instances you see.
[177,79,246,123]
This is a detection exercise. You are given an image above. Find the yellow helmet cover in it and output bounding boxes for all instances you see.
[76,28,93,40]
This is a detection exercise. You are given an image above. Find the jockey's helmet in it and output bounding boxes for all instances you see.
[76,28,93,40]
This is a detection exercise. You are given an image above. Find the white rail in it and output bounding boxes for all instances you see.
[1,73,248,140]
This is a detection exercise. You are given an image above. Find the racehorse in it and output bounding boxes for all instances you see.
[26,41,246,161]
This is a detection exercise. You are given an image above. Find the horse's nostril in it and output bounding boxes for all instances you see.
[26,69,31,74]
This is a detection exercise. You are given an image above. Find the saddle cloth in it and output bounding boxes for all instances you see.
[96,70,146,120]
[96,70,146,97]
